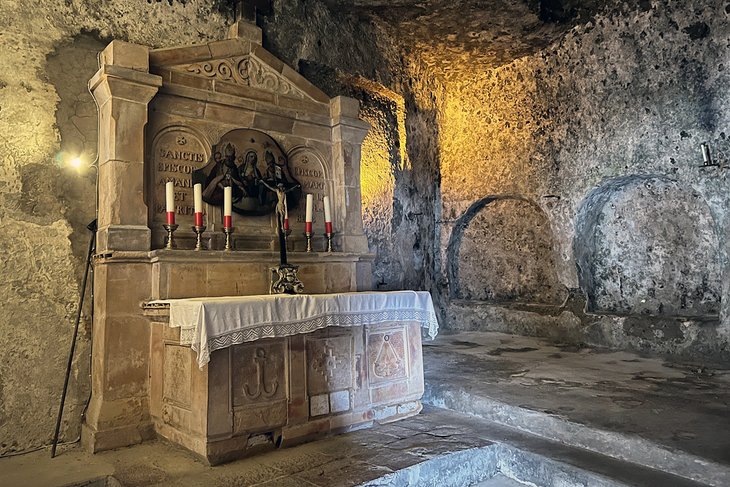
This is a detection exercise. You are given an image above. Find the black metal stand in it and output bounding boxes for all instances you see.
[51,219,96,458]
[278,221,288,266]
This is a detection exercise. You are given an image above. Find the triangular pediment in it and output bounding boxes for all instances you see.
[149,39,329,104]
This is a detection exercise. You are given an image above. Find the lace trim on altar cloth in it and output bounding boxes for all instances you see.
[179,308,438,369]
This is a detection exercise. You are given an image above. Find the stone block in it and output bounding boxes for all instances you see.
[292,121,332,141]
[103,315,150,400]
[208,39,249,59]
[252,46,285,74]
[169,70,214,91]
[95,262,151,317]
[367,327,409,385]
[325,262,356,292]
[252,113,294,134]
[98,102,149,164]
[306,334,353,395]
[330,95,361,119]
[231,341,287,406]
[150,44,212,67]
[330,390,351,413]
[97,159,147,227]
[233,400,288,434]
[100,40,149,71]
[279,97,330,115]
[162,263,208,299]
[204,102,256,126]
[150,94,206,118]
[206,348,229,438]
[310,394,329,417]
[163,344,192,407]
[227,20,263,44]
[96,225,151,252]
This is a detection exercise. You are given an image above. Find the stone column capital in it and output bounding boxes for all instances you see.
[89,65,162,107]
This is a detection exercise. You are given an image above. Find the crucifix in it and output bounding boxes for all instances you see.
[261,179,304,294]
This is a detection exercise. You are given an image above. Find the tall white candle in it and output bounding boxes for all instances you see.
[323,195,332,222]
[223,186,232,216]
[193,183,203,213]
[305,194,313,222]
[165,181,175,213]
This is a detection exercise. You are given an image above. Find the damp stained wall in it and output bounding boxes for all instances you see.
[438,0,730,363]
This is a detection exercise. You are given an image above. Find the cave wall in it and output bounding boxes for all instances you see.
[438,0,730,363]
[0,0,439,456]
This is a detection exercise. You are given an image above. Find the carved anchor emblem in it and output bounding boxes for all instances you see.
[243,348,279,399]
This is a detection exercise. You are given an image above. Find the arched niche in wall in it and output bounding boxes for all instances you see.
[448,196,567,305]
[574,175,721,317]
[286,146,332,234]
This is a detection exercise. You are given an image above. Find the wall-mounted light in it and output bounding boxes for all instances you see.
[701,143,714,166]
[69,157,83,170]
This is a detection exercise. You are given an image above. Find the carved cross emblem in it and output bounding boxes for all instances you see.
[313,341,341,385]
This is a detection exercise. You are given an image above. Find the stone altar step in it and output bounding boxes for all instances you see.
[0,406,709,487]
[422,331,730,487]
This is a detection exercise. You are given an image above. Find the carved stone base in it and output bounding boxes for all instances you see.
[146,320,425,465]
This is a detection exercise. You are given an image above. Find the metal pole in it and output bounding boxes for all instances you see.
[51,220,96,458]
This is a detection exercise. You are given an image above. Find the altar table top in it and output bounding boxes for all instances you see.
[148,291,439,368]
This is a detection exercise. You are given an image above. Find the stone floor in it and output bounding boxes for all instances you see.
[0,408,503,487]
[2,330,729,487]
[423,331,730,486]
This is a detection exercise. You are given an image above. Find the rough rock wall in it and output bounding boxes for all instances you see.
[265,2,442,292]
[0,0,437,456]
[0,0,233,457]
[439,0,730,363]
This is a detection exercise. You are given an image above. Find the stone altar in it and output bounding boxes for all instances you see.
[142,292,436,464]
[81,19,434,461]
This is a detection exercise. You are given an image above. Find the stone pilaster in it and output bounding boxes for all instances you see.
[89,40,162,252]
[330,96,370,254]
[83,40,160,453]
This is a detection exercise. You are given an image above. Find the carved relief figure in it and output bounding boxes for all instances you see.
[193,129,302,216]
[199,144,247,205]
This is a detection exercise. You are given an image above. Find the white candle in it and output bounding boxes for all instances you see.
[305,194,313,222]
[193,183,203,213]
[165,181,175,213]
[223,186,232,216]
[323,195,331,222]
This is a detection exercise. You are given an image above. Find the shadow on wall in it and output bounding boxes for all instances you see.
[574,175,721,318]
[447,196,567,305]
[299,60,439,292]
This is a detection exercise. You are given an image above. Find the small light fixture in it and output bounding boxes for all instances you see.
[69,157,83,170]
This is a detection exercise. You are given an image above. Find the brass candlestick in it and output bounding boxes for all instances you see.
[163,223,179,250]
[325,232,333,253]
[192,225,206,251]
[223,227,234,251]
[305,231,313,253]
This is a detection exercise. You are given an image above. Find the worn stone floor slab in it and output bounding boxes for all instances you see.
[423,331,730,486]
[0,404,714,487]
[0,410,497,487]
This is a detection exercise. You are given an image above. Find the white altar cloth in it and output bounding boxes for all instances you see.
[149,291,439,368]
